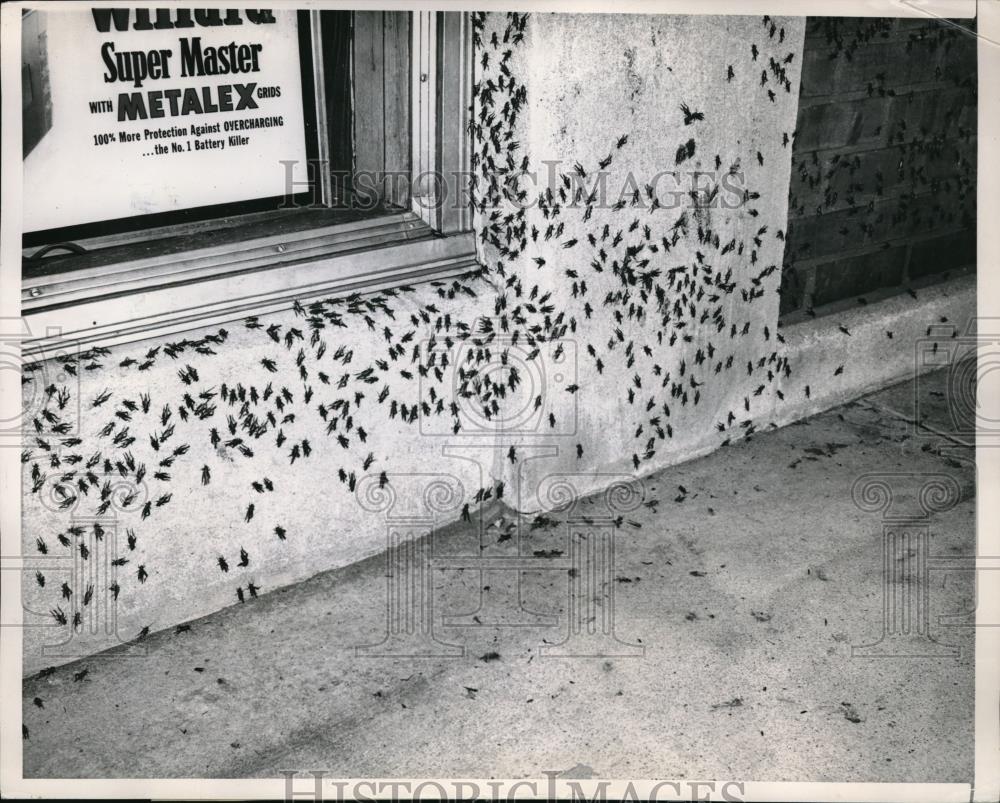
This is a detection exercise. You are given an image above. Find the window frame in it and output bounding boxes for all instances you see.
[20,10,476,359]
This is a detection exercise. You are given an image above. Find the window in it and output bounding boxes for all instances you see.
[20,9,475,356]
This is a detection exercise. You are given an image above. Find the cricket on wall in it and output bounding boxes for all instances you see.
[22,8,310,233]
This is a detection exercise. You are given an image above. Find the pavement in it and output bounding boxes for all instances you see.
[21,368,976,782]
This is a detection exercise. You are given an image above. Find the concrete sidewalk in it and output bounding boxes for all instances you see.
[21,369,975,782]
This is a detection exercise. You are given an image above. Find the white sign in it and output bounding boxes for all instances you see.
[22,7,310,234]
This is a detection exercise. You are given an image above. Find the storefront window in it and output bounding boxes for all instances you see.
[23,7,316,244]
[19,8,474,356]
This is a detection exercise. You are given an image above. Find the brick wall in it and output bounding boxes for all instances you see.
[779,17,977,321]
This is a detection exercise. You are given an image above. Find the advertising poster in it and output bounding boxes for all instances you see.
[22,7,310,233]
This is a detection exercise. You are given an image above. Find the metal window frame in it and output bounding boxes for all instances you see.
[410,11,473,234]
[20,10,476,358]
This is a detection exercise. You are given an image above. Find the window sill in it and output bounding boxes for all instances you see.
[21,211,479,357]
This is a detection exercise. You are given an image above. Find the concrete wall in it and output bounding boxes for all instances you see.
[21,11,975,674]
[21,279,503,673]
[473,12,806,501]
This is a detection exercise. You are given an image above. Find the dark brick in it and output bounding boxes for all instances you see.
[804,16,898,44]
[810,245,907,307]
[787,188,974,262]
[782,16,977,310]
[907,229,976,279]
[794,96,888,152]
[779,264,809,316]
[885,87,976,144]
[800,37,974,99]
